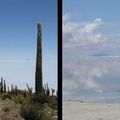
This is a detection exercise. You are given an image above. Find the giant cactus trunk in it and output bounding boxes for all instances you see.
[35,23,43,94]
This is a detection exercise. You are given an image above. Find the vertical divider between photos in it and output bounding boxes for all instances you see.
[58,0,62,119]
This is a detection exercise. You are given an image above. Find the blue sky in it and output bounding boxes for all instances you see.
[63,0,120,100]
[0,0,57,92]
[63,0,120,22]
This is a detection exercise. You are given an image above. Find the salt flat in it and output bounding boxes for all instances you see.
[63,101,120,120]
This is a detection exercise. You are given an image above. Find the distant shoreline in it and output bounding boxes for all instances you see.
[63,99,120,104]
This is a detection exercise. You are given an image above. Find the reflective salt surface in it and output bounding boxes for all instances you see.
[63,56,120,103]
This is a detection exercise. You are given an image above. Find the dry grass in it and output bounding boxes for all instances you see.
[0,100,24,120]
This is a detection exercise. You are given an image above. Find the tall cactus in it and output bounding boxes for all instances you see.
[35,23,43,94]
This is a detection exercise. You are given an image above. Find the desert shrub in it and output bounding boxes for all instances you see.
[48,96,57,109]
[20,94,57,120]
[31,94,57,110]
[31,94,49,105]
[13,95,25,104]
[39,108,51,120]
[20,104,40,120]
[20,103,51,120]
[0,93,12,100]
[2,107,10,112]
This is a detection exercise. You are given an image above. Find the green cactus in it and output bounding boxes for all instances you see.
[26,83,32,96]
[35,23,43,94]
[44,83,46,95]
[42,86,45,94]
[8,86,10,94]
[11,84,14,95]
[4,80,6,93]
[51,88,55,96]
[1,77,3,93]
[15,85,18,96]
[46,83,50,96]
[23,89,27,98]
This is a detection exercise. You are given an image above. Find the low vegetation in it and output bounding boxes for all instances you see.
[20,94,57,120]
[0,80,57,120]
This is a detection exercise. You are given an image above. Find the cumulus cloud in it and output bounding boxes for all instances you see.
[63,58,120,99]
[63,22,80,34]
[63,61,107,93]
[84,79,101,91]
[63,14,120,100]
[82,18,102,33]
[63,14,106,49]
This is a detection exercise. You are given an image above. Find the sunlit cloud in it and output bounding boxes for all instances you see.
[63,14,106,49]
[63,13,120,54]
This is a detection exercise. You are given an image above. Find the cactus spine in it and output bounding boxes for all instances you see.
[35,23,43,94]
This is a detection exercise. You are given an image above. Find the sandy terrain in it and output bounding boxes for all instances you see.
[63,101,120,120]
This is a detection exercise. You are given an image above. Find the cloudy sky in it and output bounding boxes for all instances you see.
[63,0,120,100]
[0,0,57,91]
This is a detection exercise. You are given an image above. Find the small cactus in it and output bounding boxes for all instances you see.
[11,85,14,95]
[8,86,10,94]
[15,85,18,96]
[26,83,32,96]
[23,89,27,98]
[4,80,6,93]
[43,86,45,94]
[1,77,3,93]
[46,83,50,96]
[51,88,55,96]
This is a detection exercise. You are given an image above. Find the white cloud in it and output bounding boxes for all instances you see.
[63,22,80,34]
[63,13,71,22]
[63,13,120,57]
[82,19,102,33]
[84,79,101,91]
[94,18,102,22]
[63,61,107,93]
[89,68,107,78]
[63,14,106,49]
